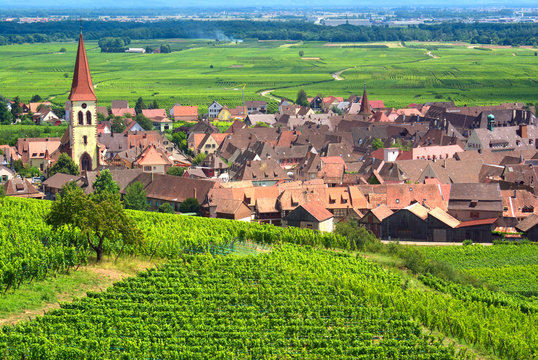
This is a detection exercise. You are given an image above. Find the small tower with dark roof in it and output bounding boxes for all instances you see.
[359,84,372,115]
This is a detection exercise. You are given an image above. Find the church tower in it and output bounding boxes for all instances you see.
[68,33,98,171]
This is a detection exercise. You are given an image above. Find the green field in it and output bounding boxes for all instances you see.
[418,244,538,296]
[0,40,536,113]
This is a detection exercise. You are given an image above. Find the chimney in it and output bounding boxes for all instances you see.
[520,124,528,139]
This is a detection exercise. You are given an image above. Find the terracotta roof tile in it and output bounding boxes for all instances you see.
[300,200,333,222]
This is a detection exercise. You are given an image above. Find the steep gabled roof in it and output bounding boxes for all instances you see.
[69,34,97,101]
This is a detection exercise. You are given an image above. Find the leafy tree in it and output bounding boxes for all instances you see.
[60,180,79,196]
[334,219,379,251]
[191,153,207,166]
[111,116,126,133]
[296,89,308,106]
[30,95,42,102]
[97,112,107,122]
[331,105,343,115]
[179,197,200,214]
[299,50,304,57]
[0,185,5,198]
[151,100,159,110]
[135,97,146,115]
[92,169,119,195]
[98,37,126,53]
[0,101,12,125]
[10,96,23,119]
[145,46,153,53]
[167,166,185,177]
[158,202,175,214]
[160,44,171,53]
[50,153,80,177]
[45,187,142,262]
[135,114,153,130]
[13,160,25,173]
[123,181,148,211]
[59,47,66,52]
[371,138,384,150]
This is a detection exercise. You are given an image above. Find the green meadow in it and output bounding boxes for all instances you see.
[0,39,536,113]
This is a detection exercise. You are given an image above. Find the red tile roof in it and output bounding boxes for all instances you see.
[69,34,96,101]
[173,105,198,117]
[142,109,167,120]
[111,108,136,117]
[301,200,333,222]
[457,218,497,228]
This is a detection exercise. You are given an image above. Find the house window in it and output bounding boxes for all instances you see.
[470,211,479,218]
[83,135,88,145]
[78,111,83,125]
[144,166,151,171]
[86,111,92,125]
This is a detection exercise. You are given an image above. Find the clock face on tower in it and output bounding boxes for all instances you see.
[82,103,87,109]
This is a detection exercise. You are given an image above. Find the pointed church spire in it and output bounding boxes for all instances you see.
[359,83,371,115]
[68,33,97,102]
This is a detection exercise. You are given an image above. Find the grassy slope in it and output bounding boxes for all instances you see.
[0,40,535,112]
[0,257,160,325]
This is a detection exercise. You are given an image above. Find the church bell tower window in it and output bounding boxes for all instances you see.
[86,111,92,125]
[78,111,84,125]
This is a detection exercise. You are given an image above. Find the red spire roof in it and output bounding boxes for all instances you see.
[359,85,371,115]
[68,34,97,102]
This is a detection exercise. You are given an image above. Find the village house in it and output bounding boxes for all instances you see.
[16,137,61,172]
[132,144,173,174]
[198,153,229,178]
[283,200,334,232]
[111,108,136,117]
[42,173,84,200]
[465,124,538,152]
[0,165,15,183]
[244,101,267,114]
[142,109,172,131]
[142,174,218,212]
[208,101,224,119]
[357,205,393,238]
[32,108,60,125]
[3,177,44,199]
[448,183,503,221]
[215,199,252,222]
[170,105,198,122]
[516,214,538,240]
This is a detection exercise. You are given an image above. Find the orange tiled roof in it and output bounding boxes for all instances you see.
[142,109,167,120]
[300,200,333,222]
[135,145,172,166]
[111,108,136,117]
[173,105,198,117]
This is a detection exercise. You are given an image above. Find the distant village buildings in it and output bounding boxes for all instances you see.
[2,36,538,241]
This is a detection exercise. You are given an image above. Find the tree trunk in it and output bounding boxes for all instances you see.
[96,247,103,262]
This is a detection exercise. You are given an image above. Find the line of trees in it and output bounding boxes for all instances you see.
[0,20,536,46]
[97,36,131,53]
